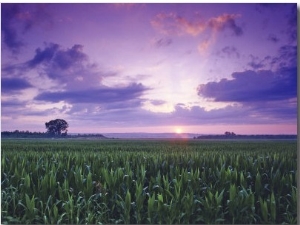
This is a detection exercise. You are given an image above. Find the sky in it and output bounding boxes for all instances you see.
[1,3,298,134]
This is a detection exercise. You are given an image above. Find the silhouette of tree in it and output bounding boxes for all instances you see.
[45,119,69,136]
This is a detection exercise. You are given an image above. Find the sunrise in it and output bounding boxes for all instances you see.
[1,3,298,224]
[1,3,297,134]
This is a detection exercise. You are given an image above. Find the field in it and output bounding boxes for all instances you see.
[1,139,297,224]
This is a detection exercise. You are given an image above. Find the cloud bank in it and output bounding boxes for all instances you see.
[2,78,33,93]
[197,68,296,102]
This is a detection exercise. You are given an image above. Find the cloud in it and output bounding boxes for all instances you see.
[1,63,27,78]
[150,99,166,106]
[2,41,152,119]
[151,12,242,37]
[1,4,53,54]
[255,4,296,43]
[246,45,296,71]
[2,43,98,92]
[1,77,33,93]
[217,46,240,58]
[197,41,297,122]
[197,68,296,103]
[198,39,213,54]
[34,83,149,106]
[276,45,297,67]
[208,14,243,36]
[27,43,87,71]
[247,54,265,70]
[267,34,279,43]
[285,4,297,43]
[153,38,172,48]
[65,100,296,129]
[20,4,53,33]
[151,12,242,54]
[1,4,24,53]
[21,43,104,91]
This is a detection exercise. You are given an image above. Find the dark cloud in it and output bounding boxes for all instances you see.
[197,68,296,103]
[34,83,149,105]
[27,43,60,68]
[1,4,24,53]
[2,43,92,90]
[54,45,87,70]
[267,34,279,43]
[27,43,87,71]
[1,77,33,93]
[22,43,101,89]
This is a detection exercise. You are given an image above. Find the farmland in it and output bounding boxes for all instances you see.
[1,139,297,224]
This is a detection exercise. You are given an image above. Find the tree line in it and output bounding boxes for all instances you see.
[2,119,107,139]
[2,119,68,138]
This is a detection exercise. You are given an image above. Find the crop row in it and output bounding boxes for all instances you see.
[1,139,297,224]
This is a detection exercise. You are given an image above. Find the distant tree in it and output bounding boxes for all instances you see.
[45,119,69,136]
[225,131,236,136]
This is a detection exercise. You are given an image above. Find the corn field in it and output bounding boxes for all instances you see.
[1,139,297,224]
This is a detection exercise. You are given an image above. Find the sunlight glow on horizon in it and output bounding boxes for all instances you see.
[175,127,182,134]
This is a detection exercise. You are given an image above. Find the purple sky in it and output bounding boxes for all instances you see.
[1,3,297,134]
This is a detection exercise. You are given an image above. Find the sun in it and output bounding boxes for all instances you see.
[175,128,182,134]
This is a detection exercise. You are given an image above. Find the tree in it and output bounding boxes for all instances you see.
[45,119,69,136]
[225,131,236,136]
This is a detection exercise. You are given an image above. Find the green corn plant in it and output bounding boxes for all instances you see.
[240,172,246,188]
[270,192,276,223]
[74,167,84,192]
[259,197,268,223]
[147,193,156,224]
[202,189,225,224]
[84,171,93,197]
[228,183,237,223]
[255,172,262,195]
[24,174,31,193]
[62,192,75,224]
[181,192,194,223]
[124,190,132,224]
[24,194,38,223]
[134,182,145,223]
